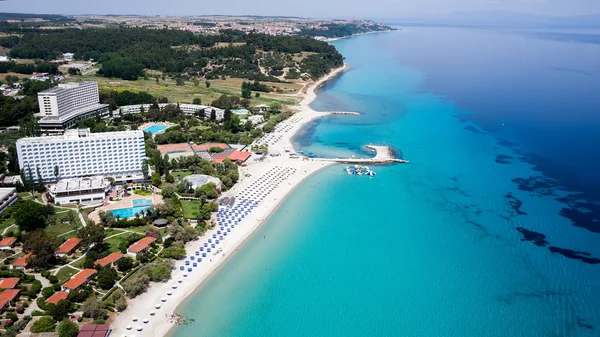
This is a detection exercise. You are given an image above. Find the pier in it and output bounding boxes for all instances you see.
[332,111,360,115]
[311,145,409,164]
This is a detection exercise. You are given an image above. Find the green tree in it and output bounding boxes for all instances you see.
[15,201,52,232]
[78,222,106,248]
[141,159,149,180]
[30,316,56,333]
[23,231,61,269]
[57,319,79,337]
[224,108,232,122]
[241,88,252,99]
[49,299,72,321]
[192,97,201,105]
[117,256,134,272]
[268,101,282,113]
[96,267,118,290]
[151,172,162,187]
[113,289,128,312]
[81,297,106,320]
[205,81,211,88]
[53,165,60,181]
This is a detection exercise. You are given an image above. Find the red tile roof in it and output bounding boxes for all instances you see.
[94,252,124,268]
[78,324,111,337]
[11,253,31,268]
[192,143,230,152]
[45,291,69,304]
[0,289,19,310]
[127,237,156,254]
[0,237,16,247]
[56,238,83,255]
[0,278,19,289]
[228,150,251,163]
[63,269,97,290]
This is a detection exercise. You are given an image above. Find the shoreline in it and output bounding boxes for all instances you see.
[325,29,398,42]
[110,65,346,337]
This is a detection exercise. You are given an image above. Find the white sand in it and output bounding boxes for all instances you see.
[110,65,347,337]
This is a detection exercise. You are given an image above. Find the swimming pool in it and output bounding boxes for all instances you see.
[110,199,153,218]
[144,125,167,135]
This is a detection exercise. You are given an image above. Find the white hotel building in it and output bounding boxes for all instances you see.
[16,129,146,182]
[36,82,109,135]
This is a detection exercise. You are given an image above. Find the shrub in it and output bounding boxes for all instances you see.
[30,316,56,333]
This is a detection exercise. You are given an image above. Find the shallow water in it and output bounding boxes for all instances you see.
[171,26,600,337]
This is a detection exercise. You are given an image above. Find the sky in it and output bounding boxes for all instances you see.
[1,0,599,18]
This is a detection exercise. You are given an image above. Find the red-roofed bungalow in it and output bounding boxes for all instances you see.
[45,291,69,305]
[0,237,17,250]
[0,289,19,313]
[62,269,97,291]
[0,277,19,289]
[127,237,156,256]
[94,252,125,268]
[56,238,83,257]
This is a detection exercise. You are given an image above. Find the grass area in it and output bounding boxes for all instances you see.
[189,125,210,131]
[45,222,78,237]
[133,189,152,196]
[55,266,79,283]
[104,228,124,237]
[17,192,34,201]
[0,217,16,234]
[171,171,193,180]
[3,72,32,80]
[104,233,126,253]
[74,74,298,107]
[181,200,202,219]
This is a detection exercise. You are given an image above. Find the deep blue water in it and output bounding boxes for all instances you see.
[171,26,600,337]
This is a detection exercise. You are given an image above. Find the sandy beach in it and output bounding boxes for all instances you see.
[110,65,347,337]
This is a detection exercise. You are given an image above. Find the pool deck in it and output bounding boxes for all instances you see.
[88,194,163,223]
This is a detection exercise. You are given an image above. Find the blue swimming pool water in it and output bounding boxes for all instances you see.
[144,125,167,135]
[132,198,152,206]
[109,205,151,219]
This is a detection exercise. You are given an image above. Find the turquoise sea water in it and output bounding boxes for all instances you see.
[144,125,167,135]
[171,27,600,337]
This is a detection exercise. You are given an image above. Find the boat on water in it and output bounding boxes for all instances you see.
[344,165,376,177]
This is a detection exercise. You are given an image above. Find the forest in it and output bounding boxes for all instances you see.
[2,27,344,80]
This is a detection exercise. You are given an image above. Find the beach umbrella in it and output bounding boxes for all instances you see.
[161,297,167,302]
[183,273,188,277]
[188,268,192,272]
[143,318,149,323]
[150,311,156,316]
[155,304,161,309]
[172,284,178,289]
[167,291,172,296]
[126,325,132,330]
[137,326,143,331]
[193,262,197,267]
[132,317,138,322]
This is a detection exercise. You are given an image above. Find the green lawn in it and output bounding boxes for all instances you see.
[56,266,79,283]
[133,189,152,196]
[181,200,202,219]
[0,217,16,234]
[171,171,193,180]
[104,228,124,237]
[104,233,127,253]
[45,220,79,237]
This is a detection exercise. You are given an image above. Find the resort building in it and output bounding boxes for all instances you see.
[127,237,156,256]
[0,278,20,289]
[45,291,69,305]
[0,289,20,313]
[49,176,111,204]
[55,238,83,257]
[255,104,269,112]
[0,187,17,216]
[213,149,252,164]
[16,129,146,182]
[119,103,225,120]
[62,268,97,291]
[35,82,109,135]
[184,174,222,191]
[94,252,124,268]
[0,237,17,250]
[10,253,31,270]
[248,115,265,125]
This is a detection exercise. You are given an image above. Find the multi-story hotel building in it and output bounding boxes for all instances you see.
[0,188,17,216]
[35,82,109,135]
[16,129,146,182]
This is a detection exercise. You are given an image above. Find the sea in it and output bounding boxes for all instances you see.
[170,25,600,337]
